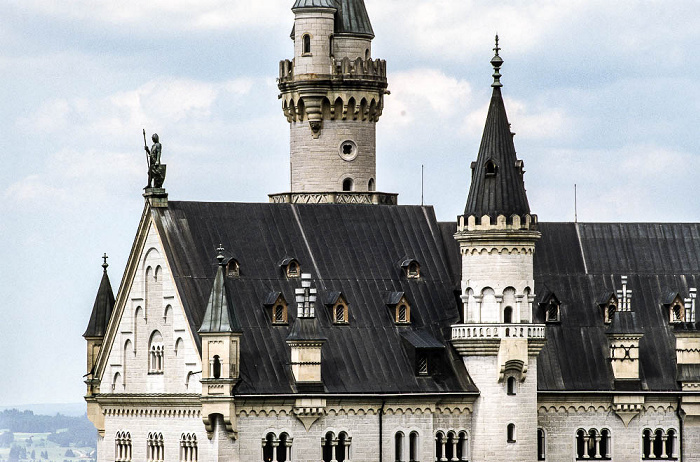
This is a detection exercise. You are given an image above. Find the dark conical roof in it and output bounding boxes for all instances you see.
[464,85,531,219]
[291,0,374,38]
[83,260,115,338]
[199,253,241,333]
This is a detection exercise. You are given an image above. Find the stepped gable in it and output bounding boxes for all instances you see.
[83,258,115,338]
[151,201,475,395]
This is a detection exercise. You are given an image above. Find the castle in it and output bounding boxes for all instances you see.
[83,1,700,460]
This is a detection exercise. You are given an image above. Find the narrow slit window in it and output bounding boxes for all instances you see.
[302,34,311,55]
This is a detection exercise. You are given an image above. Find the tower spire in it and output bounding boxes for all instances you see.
[464,38,531,221]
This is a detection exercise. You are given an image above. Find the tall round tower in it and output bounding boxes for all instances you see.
[271,0,395,205]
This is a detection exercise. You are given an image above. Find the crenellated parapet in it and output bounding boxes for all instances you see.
[457,212,538,233]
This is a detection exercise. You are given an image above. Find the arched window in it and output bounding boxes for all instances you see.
[115,431,132,462]
[507,376,516,395]
[577,428,611,460]
[263,433,275,462]
[278,433,290,462]
[342,177,354,191]
[365,49,370,60]
[180,433,197,462]
[457,431,469,461]
[149,331,164,373]
[337,432,350,462]
[507,424,516,443]
[147,432,164,462]
[263,433,291,462]
[504,306,513,323]
[212,355,221,379]
[302,34,311,55]
[112,372,121,391]
[227,259,240,278]
[368,178,376,191]
[394,432,404,462]
[485,160,498,176]
[175,337,184,357]
[409,432,419,462]
[537,428,545,460]
[397,303,409,323]
[274,304,287,324]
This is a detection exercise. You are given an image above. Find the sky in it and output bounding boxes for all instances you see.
[1,0,700,406]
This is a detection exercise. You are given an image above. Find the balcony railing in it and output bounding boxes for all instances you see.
[451,323,546,341]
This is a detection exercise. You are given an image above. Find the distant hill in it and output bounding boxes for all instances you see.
[0,409,96,448]
[0,403,85,417]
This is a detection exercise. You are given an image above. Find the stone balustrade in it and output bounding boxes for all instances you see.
[269,191,398,205]
[279,57,387,82]
[451,323,546,341]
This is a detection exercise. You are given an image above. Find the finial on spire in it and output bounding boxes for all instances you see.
[102,253,109,271]
[217,244,225,265]
[491,34,503,88]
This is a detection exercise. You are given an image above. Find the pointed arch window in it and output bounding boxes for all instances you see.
[115,431,132,462]
[147,432,164,462]
[180,433,197,462]
[265,292,289,325]
[485,159,498,177]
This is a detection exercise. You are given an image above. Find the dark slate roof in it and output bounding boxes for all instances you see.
[401,330,445,350]
[152,202,475,395]
[291,0,374,38]
[83,266,115,338]
[606,310,643,335]
[533,222,700,392]
[198,257,241,334]
[463,85,531,219]
[287,317,326,341]
[334,0,374,37]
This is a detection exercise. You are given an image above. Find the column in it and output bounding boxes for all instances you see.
[451,437,458,462]
[272,441,279,462]
[582,435,590,459]
[286,439,293,462]
[661,434,668,459]
[331,439,338,462]
[593,434,601,459]
[460,436,468,461]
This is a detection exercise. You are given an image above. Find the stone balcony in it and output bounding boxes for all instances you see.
[269,191,398,205]
[451,323,547,356]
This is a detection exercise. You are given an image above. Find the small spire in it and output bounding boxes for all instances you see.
[491,34,503,88]
[216,244,225,265]
[102,253,109,272]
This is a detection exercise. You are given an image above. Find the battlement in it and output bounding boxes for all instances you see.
[457,213,538,233]
[279,57,387,83]
[269,191,397,205]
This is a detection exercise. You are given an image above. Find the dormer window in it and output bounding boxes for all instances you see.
[226,258,240,278]
[485,159,498,177]
[387,292,411,324]
[546,300,560,322]
[264,292,289,325]
[417,353,429,376]
[325,292,349,325]
[598,293,618,324]
[400,258,421,279]
[280,257,301,278]
[663,292,685,324]
[302,34,311,55]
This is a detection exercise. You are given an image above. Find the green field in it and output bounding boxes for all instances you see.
[0,430,95,462]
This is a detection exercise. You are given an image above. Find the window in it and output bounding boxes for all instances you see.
[507,376,516,395]
[409,432,419,462]
[507,424,516,443]
[503,306,513,323]
[302,34,311,55]
[672,303,684,323]
[408,262,420,278]
[368,178,376,191]
[576,428,610,460]
[212,355,221,379]
[398,303,409,323]
[342,178,354,191]
[147,432,164,462]
[149,331,164,373]
[323,431,350,462]
[339,140,358,161]
[643,428,677,459]
[284,259,300,278]
[334,303,348,323]
[435,431,468,461]
[394,432,404,462]
[606,304,616,324]
[275,304,287,323]
[115,431,132,462]
[266,293,289,325]
[112,372,121,391]
[227,259,240,278]
[263,432,291,462]
[485,160,498,176]
[180,433,197,462]
[417,354,429,376]
[545,300,560,322]
[537,428,545,460]
[388,293,411,324]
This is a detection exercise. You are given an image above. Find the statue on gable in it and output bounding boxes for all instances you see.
[143,130,167,189]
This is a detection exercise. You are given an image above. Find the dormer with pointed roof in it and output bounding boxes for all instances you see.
[199,246,241,440]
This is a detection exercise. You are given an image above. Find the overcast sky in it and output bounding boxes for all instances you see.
[1,0,699,406]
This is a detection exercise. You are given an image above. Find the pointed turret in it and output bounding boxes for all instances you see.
[199,245,242,440]
[334,0,374,38]
[465,36,531,222]
[83,254,115,339]
[199,246,240,334]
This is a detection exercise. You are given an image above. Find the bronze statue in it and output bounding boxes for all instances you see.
[143,130,166,189]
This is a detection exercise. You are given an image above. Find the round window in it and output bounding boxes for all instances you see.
[338,140,358,161]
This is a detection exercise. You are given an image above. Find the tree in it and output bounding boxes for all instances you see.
[63,448,74,457]
[0,431,14,447]
[31,449,36,460]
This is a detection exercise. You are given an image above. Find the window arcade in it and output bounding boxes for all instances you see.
[262,432,291,462]
[435,430,469,461]
[642,428,677,460]
[115,431,132,462]
[576,428,611,460]
[147,432,164,462]
[322,431,350,462]
[180,433,198,462]
[149,330,164,373]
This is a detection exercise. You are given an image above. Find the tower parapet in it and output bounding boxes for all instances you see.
[272,0,392,202]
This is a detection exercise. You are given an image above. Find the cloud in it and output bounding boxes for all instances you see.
[383,68,470,129]
[8,0,291,31]
[463,96,572,140]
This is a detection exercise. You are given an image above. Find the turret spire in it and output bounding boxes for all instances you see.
[464,38,531,221]
[199,245,241,334]
[83,254,115,338]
